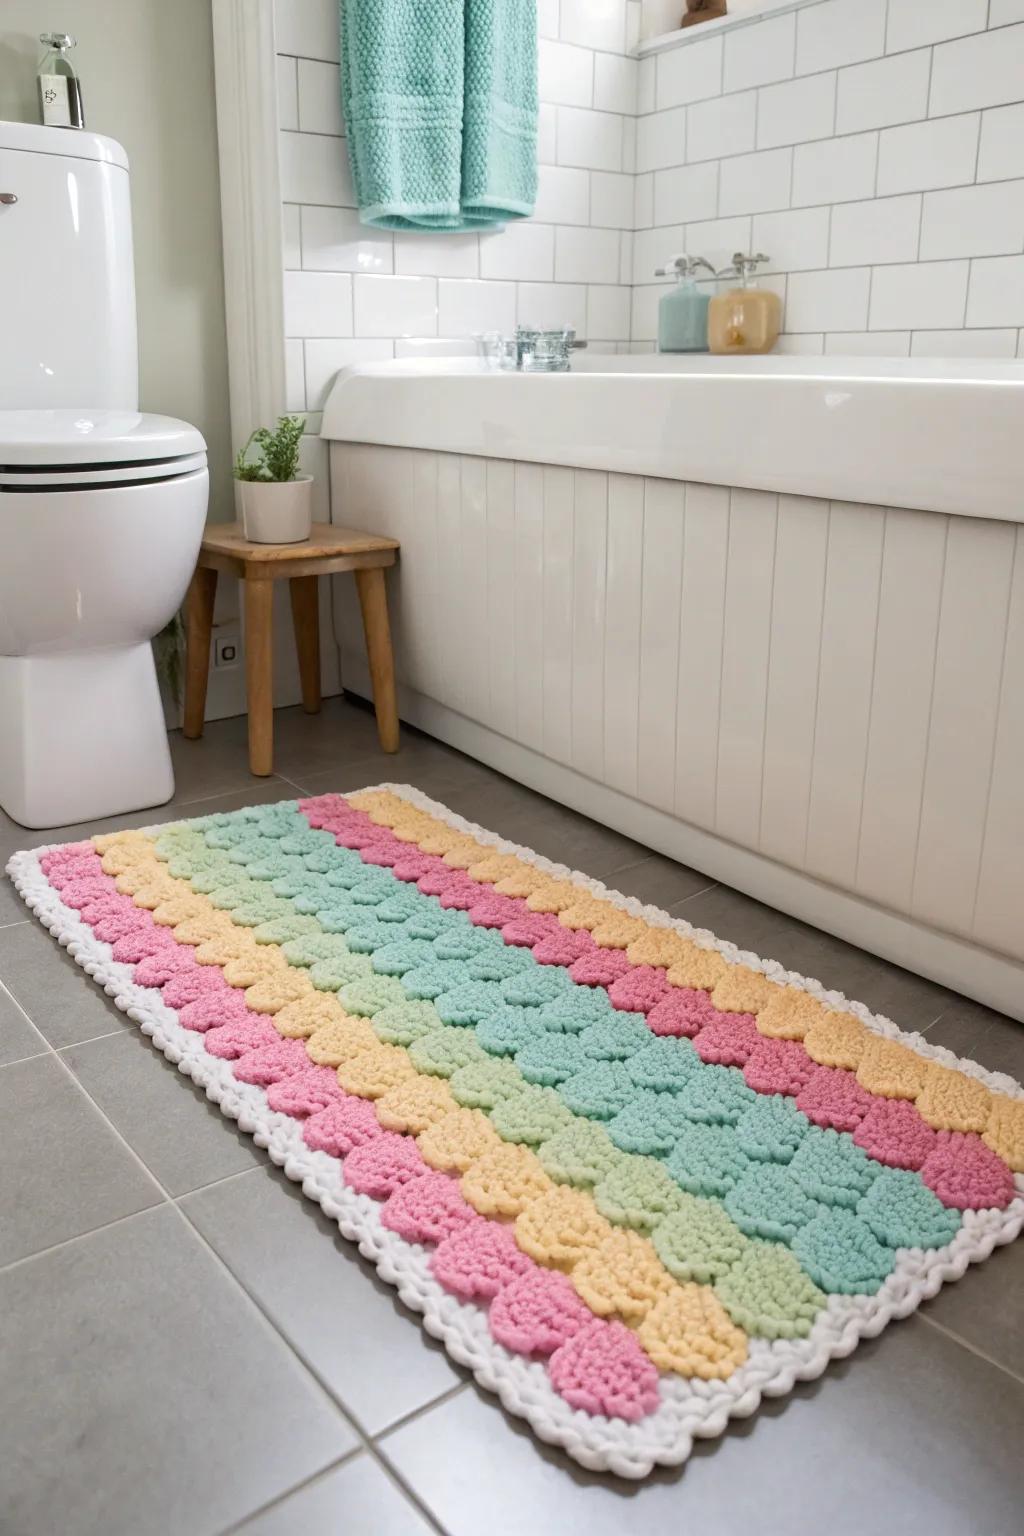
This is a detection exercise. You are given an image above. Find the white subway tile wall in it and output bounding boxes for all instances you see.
[276,0,1024,384]
[276,0,641,411]
[630,0,1024,351]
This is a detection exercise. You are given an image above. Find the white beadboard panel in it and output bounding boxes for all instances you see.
[855,509,948,914]
[804,503,885,890]
[513,462,546,755]
[714,489,778,849]
[435,452,469,718]
[674,483,729,833]
[570,470,609,777]
[912,517,1016,939]
[459,455,491,726]
[637,479,685,814]
[397,449,442,697]
[973,526,1024,957]
[759,495,829,870]
[485,460,518,742]
[542,466,576,766]
[330,444,1024,986]
[603,474,644,799]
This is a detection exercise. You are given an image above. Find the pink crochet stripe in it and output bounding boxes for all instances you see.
[38,840,661,1423]
[297,797,1011,1206]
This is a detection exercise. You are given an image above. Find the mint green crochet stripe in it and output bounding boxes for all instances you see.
[152,802,959,1301]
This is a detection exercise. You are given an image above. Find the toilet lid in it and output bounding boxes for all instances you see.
[0,410,208,489]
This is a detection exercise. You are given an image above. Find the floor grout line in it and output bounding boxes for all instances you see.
[373,1380,472,1443]
[918,1313,1024,1390]
[216,1449,365,1536]
[0,1202,165,1277]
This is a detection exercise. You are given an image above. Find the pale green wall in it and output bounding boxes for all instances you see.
[0,2,232,520]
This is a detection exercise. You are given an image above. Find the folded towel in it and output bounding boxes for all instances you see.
[340,0,537,232]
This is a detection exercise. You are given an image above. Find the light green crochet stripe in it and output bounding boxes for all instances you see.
[151,801,959,1315]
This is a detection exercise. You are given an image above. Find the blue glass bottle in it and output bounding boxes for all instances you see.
[655,254,716,353]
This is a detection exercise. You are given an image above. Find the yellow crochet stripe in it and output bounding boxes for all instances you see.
[92,828,749,1382]
[348,789,1024,1172]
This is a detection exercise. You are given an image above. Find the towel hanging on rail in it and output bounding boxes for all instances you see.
[340,0,538,232]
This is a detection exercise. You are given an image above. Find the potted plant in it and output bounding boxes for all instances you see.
[233,414,313,543]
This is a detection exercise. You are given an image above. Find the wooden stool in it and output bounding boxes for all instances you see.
[183,521,400,776]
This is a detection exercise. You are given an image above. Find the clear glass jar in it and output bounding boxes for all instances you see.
[37,33,84,129]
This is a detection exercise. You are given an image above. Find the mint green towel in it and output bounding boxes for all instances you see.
[340,0,537,232]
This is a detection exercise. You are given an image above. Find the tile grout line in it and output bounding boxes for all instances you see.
[918,1312,1024,1389]
[216,1450,365,1536]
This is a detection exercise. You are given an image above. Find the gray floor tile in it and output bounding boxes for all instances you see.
[182,1166,466,1435]
[269,695,395,777]
[381,1318,1024,1536]
[0,1055,162,1266]
[233,1453,436,1536]
[921,1235,1024,1384]
[63,1029,264,1197]
[601,853,717,912]
[445,775,651,881]
[924,997,1024,1084]
[0,918,130,1049]
[0,1205,353,1536]
[0,873,27,927]
[673,883,954,1033]
[290,734,496,805]
[0,982,47,1068]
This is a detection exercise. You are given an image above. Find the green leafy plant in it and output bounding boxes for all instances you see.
[152,611,185,707]
[233,414,306,482]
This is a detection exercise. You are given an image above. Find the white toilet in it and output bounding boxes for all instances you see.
[0,121,208,829]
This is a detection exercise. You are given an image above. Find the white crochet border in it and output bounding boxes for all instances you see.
[6,782,1023,1480]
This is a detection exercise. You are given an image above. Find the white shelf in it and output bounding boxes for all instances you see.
[637,0,823,58]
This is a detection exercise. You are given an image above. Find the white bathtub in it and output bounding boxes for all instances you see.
[322,357,1024,1019]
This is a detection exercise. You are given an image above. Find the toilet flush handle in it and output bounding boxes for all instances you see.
[0,193,17,204]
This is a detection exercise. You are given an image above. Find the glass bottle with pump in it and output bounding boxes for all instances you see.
[708,252,781,355]
[37,33,85,129]
[655,254,716,353]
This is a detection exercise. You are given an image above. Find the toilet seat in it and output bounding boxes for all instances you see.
[0,408,207,488]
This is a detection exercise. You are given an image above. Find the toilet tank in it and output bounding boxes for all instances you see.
[0,121,138,410]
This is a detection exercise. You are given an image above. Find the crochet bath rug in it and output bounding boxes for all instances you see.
[8,787,1024,1478]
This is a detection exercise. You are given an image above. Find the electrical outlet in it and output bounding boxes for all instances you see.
[214,634,240,670]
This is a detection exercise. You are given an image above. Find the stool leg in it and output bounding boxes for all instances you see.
[244,574,275,775]
[183,566,218,739]
[354,566,399,753]
[289,574,322,715]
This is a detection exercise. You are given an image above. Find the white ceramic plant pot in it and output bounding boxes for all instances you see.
[237,475,314,543]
